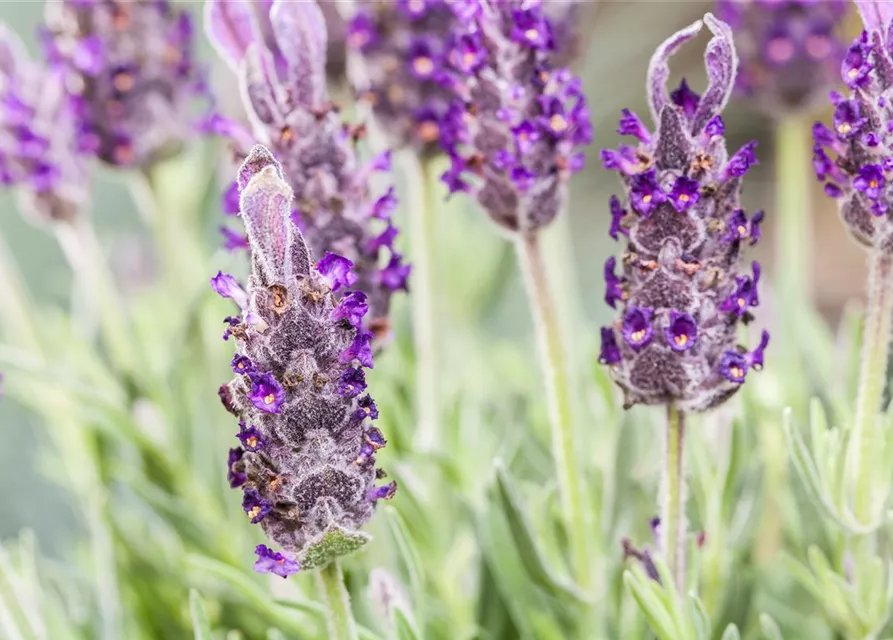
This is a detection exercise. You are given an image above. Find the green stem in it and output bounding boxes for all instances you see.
[54,219,136,376]
[662,404,686,592]
[400,152,439,452]
[515,232,591,590]
[316,562,359,640]
[775,116,813,309]
[851,251,893,525]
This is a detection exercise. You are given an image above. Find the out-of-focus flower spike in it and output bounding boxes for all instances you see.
[646,19,704,123]
[270,0,328,107]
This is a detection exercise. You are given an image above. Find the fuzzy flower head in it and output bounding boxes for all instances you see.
[716,0,849,115]
[0,26,90,222]
[812,2,893,250]
[347,0,458,155]
[214,146,395,575]
[42,0,210,168]
[205,0,408,341]
[598,14,769,412]
[438,0,593,235]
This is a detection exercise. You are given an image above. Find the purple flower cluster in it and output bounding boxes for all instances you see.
[0,27,91,222]
[716,0,848,115]
[812,2,893,249]
[216,146,395,577]
[599,14,769,412]
[205,0,409,341]
[42,0,209,168]
[347,0,458,155]
[438,0,593,234]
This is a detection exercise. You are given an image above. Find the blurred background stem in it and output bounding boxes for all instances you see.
[850,250,893,526]
[54,218,136,377]
[774,115,812,313]
[400,152,440,453]
[515,231,592,593]
[662,404,686,592]
[316,561,358,640]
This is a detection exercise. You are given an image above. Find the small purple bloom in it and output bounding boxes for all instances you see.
[609,195,628,241]
[725,209,764,245]
[236,424,268,452]
[670,79,700,118]
[231,354,256,375]
[450,33,486,73]
[665,311,698,352]
[511,7,552,49]
[371,187,397,220]
[604,257,626,308]
[222,181,241,216]
[599,327,621,365]
[253,544,300,578]
[668,176,700,212]
[338,367,367,398]
[408,38,438,80]
[512,120,541,154]
[317,253,358,292]
[622,307,654,351]
[719,351,748,384]
[832,98,866,138]
[854,164,885,200]
[380,254,411,291]
[331,291,369,328]
[723,141,759,179]
[366,480,398,502]
[220,226,250,252]
[247,372,285,414]
[617,109,651,143]
[341,331,375,369]
[747,330,770,371]
[720,262,762,316]
[629,170,667,216]
[704,115,725,138]
[355,395,379,421]
[842,36,873,88]
[242,490,272,523]
[211,272,249,310]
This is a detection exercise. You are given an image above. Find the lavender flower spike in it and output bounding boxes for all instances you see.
[812,4,893,249]
[0,25,89,222]
[42,0,210,168]
[716,0,849,115]
[599,14,769,412]
[205,0,408,340]
[218,145,394,574]
[439,0,593,234]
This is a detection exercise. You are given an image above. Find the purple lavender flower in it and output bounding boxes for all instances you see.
[599,14,769,412]
[205,0,408,341]
[812,3,893,247]
[716,0,849,114]
[216,145,394,574]
[42,0,210,167]
[438,0,592,234]
[0,26,90,221]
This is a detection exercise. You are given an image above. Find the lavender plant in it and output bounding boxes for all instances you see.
[600,12,768,590]
[205,0,408,343]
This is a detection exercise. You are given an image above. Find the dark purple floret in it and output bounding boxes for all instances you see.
[719,351,748,384]
[437,0,592,235]
[716,0,849,115]
[599,14,768,411]
[318,254,359,293]
[254,544,300,578]
[205,0,408,340]
[42,0,210,167]
[215,146,394,574]
[811,3,893,248]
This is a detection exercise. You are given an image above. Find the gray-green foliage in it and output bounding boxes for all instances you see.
[0,143,889,640]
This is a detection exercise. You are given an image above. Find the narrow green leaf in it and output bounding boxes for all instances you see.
[391,607,422,640]
[687,594,711,640]
[383,507,425,624]
[189,589,213,640]
[493,461,589,603]
[622,570,680,640]
[720,623,742,640]
[759,613,783,640]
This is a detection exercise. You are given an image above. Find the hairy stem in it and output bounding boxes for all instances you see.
[401,152,440,452]
[775,116,813,310]
[662,404,686,591]
[316,561,359,640]
[515,231,591,590]
[851,250,893,525]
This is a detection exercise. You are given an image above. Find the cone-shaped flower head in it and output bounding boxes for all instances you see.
[438,0,593,235]
[205,0,408,340]
[812,1,893,250]
[0,26,90,222]
[599,14,769,412]
[41,0,209,168]
[347,0,458,155]
[716,0,849,115]
[216,145,395,575]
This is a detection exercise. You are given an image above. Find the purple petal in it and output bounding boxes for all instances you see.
[646,18,704,124]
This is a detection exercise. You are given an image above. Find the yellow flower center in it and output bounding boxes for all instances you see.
[838,122,852,134]
[674,334,688,347]
[113,72,134,92]
[737,298,746,308]
[678,194,690,202]
[631,329,646,342]
[738,225,747,235]
[730,366,744,379]
[246,436,258,448]
[870,179,879,188]
[264,393,276,405]
[848,67,860,79]
[247,506,261,519]
[525,28,539,42]
[642,194,652,204]
[412,56,434,76]
[550,114,568,132]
